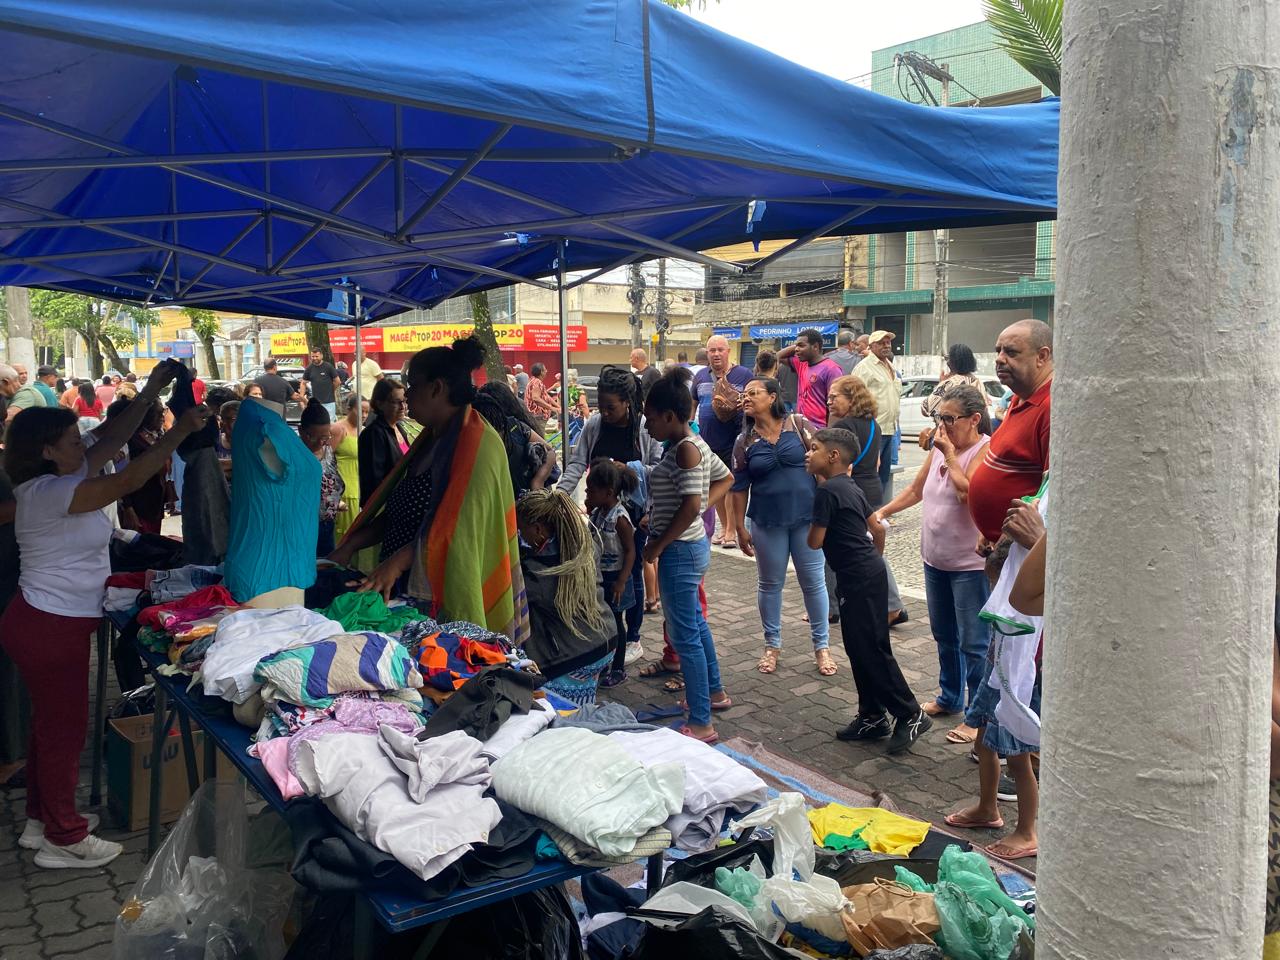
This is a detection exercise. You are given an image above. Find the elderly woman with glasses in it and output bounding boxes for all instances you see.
[727,377,834,676]
[872,382,992,742]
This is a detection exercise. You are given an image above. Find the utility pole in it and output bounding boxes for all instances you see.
[1040,2,1278,959]
[932,65,951,355]
[654,258,669,362]
[626,264,645,349]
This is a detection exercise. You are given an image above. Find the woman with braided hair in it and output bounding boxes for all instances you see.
[517,488,617,706]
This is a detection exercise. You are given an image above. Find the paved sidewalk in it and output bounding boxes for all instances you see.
[2,468,1026,956]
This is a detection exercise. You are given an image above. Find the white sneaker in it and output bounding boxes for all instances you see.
[623,642,645,666]
[34,833,122,869]
[20,813,101,850]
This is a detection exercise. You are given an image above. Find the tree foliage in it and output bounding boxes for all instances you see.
[31,291,153,378]
[182,307,222,379]
[983,0,1062,96]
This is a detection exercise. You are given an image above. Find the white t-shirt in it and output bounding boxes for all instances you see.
[16,462,114,617]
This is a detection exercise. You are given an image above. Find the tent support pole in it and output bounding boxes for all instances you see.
[556,239,570,465]
[354,287,363,437]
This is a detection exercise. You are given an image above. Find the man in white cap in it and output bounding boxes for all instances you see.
[852,330,900,496]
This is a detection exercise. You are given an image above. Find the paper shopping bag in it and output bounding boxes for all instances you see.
[841,878,940,957]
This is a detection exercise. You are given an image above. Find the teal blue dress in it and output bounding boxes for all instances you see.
[226,400,322,601]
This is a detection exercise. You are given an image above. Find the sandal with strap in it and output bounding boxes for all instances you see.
[639,659,680,679]
[757,648,780,674]
[815,649,838,676]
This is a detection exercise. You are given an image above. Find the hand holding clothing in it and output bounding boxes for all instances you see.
[1003,497,1045,549]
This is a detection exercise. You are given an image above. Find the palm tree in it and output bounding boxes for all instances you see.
[983,0,1062,96]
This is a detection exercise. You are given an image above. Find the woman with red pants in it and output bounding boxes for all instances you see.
[1,362,207,869]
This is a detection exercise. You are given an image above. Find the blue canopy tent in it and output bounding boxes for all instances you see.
[0,0,1058,449]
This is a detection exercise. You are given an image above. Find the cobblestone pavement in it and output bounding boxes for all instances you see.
[1,440,1029,957]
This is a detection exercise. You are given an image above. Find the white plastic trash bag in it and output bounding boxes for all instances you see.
[113,781,295,960]
[729,791,849,942]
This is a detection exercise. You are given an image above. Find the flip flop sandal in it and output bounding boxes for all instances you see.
[945,726,978,744]
[984,841,1038,860]
[662,675,686,693]
[644,599,661,613]
[639,660,680,679]
[944,811,1006,830]
[679,725,720,745]
[679,696,733,712]
[815,649,838,676]
[721,540,739,550]
[757,649,779,674]
[712,534,725,546]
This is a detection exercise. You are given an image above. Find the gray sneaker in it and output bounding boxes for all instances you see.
[996,775,1018,802]
[34,834,122,870]
[19,813,100,850]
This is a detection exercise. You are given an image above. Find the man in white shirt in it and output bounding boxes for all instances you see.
[358,355,383,400]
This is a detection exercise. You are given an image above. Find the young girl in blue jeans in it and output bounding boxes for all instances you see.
[641,369,735,743]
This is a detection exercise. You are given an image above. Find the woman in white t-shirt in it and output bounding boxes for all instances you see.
[0,363,208,870]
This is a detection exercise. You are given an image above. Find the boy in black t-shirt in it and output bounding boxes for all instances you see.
[807,428,929,754]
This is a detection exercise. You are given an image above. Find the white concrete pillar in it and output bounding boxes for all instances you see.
[1041,2,1280,957]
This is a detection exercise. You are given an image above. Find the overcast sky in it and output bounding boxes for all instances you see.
[689,0,986,82]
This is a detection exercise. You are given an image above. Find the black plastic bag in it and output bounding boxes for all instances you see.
[817,855,942,889]
[409,884,583,960]
[660,838,775,889]
[630,907,795,960]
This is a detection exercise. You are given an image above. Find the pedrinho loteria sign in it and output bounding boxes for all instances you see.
[270,323,587,356]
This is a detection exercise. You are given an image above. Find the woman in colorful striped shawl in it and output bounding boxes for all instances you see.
[329,338,529,647]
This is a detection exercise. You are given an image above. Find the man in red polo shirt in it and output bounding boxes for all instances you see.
[968,318,1054,552]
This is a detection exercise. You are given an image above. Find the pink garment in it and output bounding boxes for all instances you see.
[137,584,238,631]
[255,736,306,800]
[285,697,422,781]
[920,437,990,572]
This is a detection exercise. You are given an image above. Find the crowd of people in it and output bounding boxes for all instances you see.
[0,317,1052,869]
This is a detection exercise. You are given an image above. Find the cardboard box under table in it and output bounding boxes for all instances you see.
[106,714,235,832]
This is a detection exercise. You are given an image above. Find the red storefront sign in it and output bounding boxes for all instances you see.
[327,328,385,352]
[523,324,588,351]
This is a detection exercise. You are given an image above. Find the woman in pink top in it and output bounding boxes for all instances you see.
[873,383,991,743]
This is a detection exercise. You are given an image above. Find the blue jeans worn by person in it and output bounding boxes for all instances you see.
[657,538,723,726]
[317,519,336,558]
[876,433,895,501]
[922,564,992,713]
[750,520,829,651]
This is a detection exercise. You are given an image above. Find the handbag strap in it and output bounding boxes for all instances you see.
[850,418,877,468]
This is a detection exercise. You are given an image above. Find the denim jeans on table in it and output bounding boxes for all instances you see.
[922,562,992,713]
[657,537,723,726]
[749,520,829,651]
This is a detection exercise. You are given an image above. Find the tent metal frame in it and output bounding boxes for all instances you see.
[0,77,1046,317]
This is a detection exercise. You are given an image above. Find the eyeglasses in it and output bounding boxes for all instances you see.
[932,413,971,426]
[742,389,770,398]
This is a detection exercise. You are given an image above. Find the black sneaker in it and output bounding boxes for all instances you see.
[996,774,1018,802]
[836,714,892,741]
[886,709,933,755]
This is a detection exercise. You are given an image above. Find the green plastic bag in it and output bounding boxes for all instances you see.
[715,865,764,910]
[893,846,1034,960]
[933,881,1027,960]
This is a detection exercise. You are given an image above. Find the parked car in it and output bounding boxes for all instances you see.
[240,365,353,424]
[897,375,1007,438]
